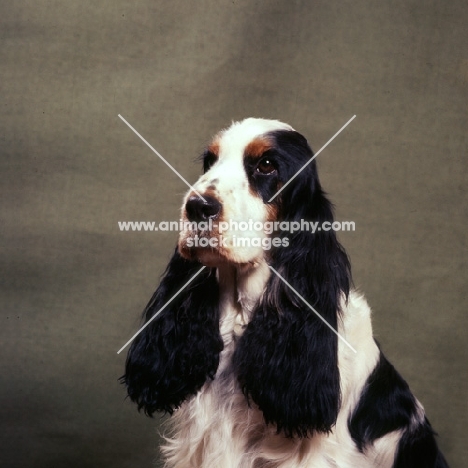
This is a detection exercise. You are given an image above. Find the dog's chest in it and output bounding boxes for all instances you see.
[162,283,396,468]
[163,318,385,468]
[164,377,390,468]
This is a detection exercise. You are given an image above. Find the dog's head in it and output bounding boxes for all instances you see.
[178,118,321,267]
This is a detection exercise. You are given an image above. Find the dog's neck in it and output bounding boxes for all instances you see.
[217,259,270,339]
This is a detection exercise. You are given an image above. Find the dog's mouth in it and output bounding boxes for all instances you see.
[178,223,267,268]
[178,226,235,266]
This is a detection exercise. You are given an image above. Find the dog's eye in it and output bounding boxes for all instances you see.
[203,152,218,173]
[256,158,276,175]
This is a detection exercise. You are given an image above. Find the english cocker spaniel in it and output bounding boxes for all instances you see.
[122,118,448,468]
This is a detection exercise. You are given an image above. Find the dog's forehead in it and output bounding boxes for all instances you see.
[213,118,293,159]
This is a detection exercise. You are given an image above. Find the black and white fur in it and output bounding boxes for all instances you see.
[122,118,448,467]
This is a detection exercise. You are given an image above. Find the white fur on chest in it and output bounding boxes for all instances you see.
[161,267,397,468]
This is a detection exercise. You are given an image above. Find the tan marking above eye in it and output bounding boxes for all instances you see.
[244,138,272,158]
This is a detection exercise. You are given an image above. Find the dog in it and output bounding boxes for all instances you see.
[122,118,448,467]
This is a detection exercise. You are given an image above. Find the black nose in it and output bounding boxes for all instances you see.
[185,195,221,222]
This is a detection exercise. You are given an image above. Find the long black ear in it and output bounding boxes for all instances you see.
[233,130,351,437]
[121,248,223,416]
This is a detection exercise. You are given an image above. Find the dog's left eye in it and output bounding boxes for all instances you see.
[203,152,218,173]
[256,158,276,175]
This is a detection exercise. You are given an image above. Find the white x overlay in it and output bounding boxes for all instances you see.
[117,115,357,355]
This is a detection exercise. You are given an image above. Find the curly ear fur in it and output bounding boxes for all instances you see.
[233,130,351,437]
[121,249,223,416]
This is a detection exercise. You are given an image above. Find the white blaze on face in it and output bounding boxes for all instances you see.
[179,118,293,266]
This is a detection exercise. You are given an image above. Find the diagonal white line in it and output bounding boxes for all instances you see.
[268,115,356,202]
[268,265,357,353]
[117,266,206,354]
[118,114,206,202]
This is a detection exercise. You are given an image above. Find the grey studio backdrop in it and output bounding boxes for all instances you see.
[1,1,466,467]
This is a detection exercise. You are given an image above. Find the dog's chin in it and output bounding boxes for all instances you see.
[178,243,262,269]
[179,246,227,267]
